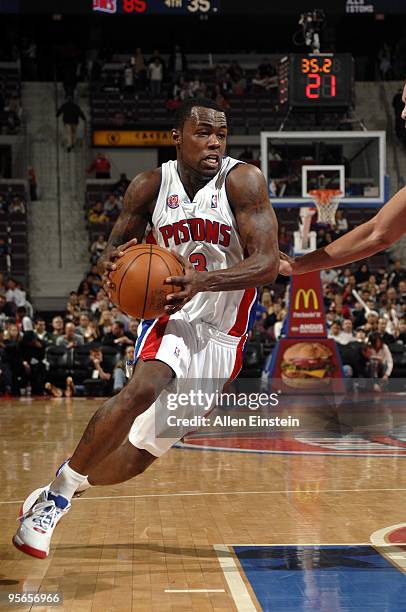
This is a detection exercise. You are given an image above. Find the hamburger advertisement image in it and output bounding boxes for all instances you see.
[281,342,335,389]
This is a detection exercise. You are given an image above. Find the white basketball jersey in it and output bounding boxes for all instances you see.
[147,157,257,337]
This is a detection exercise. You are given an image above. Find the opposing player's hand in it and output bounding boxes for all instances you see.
[278,251,294,276]
[102,238,138,294]
[164,253,207,315]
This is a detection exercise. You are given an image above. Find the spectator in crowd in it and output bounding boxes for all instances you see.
[34,318,53,346]
[4,323,22,394]
[123,62,134,92]
[102,320,133,353]
[377,317,396,345]
[149,49,166,71]
[328,320,342,342]
[56,322,84,348]
[0,195,8,214]
[82,320,100,344]
[28,166,38,201]
[397,319,406,344]
[104,193,122,221]
[87,153,111,179]
[168,44,188,80]
[321,268,339,285]
[90,289,108,316]
[355,263,370,285]
[148,57,163,97]
[188,74,202,98]
[98,309,113,336]
[50,315,64,344]
[213,84,230,111]
[5,279,27,309]
[19,331,47,396]
[335,210,348,234]
[0,238,8,256]
[365,332,393,392]
[113,345,135,394]
[339,319,355,345]
[16,306,33,332]
[9,195,26,215]
[0,272,6,296]
[83,346,114,396]
[131,48,147,90]
[0,294,15,324]
[113,173,130,196]
[88,201,109,224]
[56,96,86,152]
[76,313,91,337]
[378,43,393,80]
[90,234,107,265]
[388,260,406,288]
[0,326,12,395]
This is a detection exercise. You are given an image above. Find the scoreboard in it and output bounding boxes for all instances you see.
[0,0,220,14]
[92,0,219,14]
[279,53,354,108]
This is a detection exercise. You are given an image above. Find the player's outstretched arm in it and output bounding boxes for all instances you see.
[165,164,279,312]
[280,186,406,276]
[97,169,160,278]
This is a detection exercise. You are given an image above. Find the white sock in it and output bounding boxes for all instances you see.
[50,464,88,502]
[77,476,91,492]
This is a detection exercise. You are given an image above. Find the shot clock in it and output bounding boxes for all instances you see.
[279,53,354,108]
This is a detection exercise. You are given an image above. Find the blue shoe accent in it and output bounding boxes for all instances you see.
[47,492,70,510]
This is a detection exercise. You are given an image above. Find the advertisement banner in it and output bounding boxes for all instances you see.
[92,130,173,147]
[287,271,327,338]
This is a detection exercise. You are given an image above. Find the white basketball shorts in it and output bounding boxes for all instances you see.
[128,311,247,457]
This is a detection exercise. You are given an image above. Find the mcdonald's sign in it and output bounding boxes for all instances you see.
[287,271,327,338]
[294,288,319,311]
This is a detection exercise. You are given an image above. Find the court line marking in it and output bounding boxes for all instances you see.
[214,545,257,612]
[370,523,406,574]
[177,442,406,457]
[164,589,225,593]
[2,487,406,506]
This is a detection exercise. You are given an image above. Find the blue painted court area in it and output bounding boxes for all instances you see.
[233,545,406,611]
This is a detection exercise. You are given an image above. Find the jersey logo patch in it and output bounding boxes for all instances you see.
[167,194,179,209]
[211,194,218,208]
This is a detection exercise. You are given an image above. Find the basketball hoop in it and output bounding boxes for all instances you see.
[309,189,342,227]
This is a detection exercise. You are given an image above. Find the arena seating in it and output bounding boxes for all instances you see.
[0,182,29,286]
[0,61,22,134]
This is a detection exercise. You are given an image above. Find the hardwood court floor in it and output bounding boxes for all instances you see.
[0,397,406,611]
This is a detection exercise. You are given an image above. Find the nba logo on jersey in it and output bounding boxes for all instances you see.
[92,0,117,14]
[211,194,218,208]
[174,347,180,358]
[167,194,179,209]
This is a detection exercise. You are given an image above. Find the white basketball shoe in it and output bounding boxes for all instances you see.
[13,460,88,559]
[13,492,71,559]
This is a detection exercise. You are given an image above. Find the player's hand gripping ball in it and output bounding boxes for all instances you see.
[107,240,184,319]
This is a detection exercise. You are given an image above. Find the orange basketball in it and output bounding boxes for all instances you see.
[108,244,184,319]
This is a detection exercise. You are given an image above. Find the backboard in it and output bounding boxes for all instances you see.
[261,131,387,208]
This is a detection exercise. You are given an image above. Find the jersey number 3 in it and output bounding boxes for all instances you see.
[189,253,208,271]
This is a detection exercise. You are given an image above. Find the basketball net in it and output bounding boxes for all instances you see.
[309,189,342,227]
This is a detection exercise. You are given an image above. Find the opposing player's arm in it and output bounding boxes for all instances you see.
[98,169,160,276]
[281,186,406,276]
[165,165,279,311]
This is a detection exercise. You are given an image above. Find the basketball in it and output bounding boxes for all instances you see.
[108,244,184,319]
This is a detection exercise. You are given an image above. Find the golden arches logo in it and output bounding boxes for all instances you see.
[294,288,319,310]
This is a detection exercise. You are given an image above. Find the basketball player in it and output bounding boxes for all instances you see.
[279,80,406,276]
[13,98,279,558]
